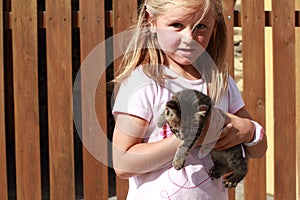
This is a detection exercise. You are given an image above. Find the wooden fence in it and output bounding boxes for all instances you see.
[0,0,299,199]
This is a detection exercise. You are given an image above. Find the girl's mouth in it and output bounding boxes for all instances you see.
[177,48,198,56]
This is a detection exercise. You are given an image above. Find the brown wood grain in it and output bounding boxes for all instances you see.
[113,0,138,199]
[0,0,8,199]
[241,0,266,200]
[11,0,41,199]
[113,0,137,200]
[222,1,235,199]
[113,0,137,35]
[79,0,108,199]
[272,0,296,199]
[46,0,75,199]
[4,10,300,30]
[223,0,235,78]
[223,0,235,197]
[296,26,300,200]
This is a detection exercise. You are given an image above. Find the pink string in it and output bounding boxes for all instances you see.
[160,163,210,199]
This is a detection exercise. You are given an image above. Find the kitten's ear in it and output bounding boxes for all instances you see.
[194,105,209,119]
[165,99,179,110]
[157,106,174,127]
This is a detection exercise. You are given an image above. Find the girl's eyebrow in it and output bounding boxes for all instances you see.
[165,16,185,22]
[166,17,201,25]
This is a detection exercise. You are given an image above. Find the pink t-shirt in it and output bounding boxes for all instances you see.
[113,66,244,200]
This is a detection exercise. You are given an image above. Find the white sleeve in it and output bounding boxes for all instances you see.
[112,70,157,122]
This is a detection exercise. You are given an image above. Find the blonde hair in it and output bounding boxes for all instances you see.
[114,0,228,103]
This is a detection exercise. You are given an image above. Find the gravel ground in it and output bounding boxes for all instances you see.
[235,180,274,200]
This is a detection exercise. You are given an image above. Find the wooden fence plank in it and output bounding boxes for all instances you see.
[0,0,8,199]
[113,1,138,199]
[224,0,235,196]
[296,0,300,197]
[223,0,235,78]
[296,26,300,200]
[272,0,296,199]
[241,0,266,199]
[222,1,235,198]
[79,0,108,199]
[46,0,75,199]
[11,0,41,199]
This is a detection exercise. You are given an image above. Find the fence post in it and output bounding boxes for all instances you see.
[0,0,8,199]
[296,1,300,199]
[241,0,266,199]
[79,0,109,199]
[11,0,42,199]
[222,0,235,199]
[46,0,75,199]
[272,0,296,199]
[296,28,300,200]
[223,0,235,78]
[113,0,138,199]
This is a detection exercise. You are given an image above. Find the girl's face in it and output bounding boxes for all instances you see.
[152,5,215,70]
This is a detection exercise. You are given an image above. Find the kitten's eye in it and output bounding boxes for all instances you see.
[171,128,179,133]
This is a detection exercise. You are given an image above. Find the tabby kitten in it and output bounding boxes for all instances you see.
[157,89,248,188]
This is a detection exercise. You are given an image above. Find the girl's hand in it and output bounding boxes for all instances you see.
[193,107,267,159]
[213,113,255,150]
[193,107,226,148]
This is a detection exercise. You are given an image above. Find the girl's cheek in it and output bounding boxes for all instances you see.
[157,30,181,51]
[195,33,213,49]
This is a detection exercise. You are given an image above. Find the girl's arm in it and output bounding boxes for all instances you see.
[112,113,180,179]
[213,107,267,158]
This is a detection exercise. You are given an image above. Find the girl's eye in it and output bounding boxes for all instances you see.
[171,23,183,28]
[195,24,207,30]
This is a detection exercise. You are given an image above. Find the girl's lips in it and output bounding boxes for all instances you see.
[177,48,199,57]
[179,48,195,51]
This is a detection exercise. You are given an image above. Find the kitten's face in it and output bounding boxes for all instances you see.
[164,90,211,140]
[164,106,181,136]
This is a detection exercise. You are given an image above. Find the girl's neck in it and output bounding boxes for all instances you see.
[168,61,202,80]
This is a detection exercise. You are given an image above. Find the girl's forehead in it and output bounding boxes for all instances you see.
[159,5,214,23]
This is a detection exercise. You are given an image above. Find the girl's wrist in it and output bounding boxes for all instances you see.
[245,121,255,143]
[243,120,265,147]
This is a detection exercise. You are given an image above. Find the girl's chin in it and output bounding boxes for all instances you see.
[166,54,199,67]
[175,58,197,66]
[169,60,196,69]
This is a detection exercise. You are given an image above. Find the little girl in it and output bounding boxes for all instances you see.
[112,0,267,199]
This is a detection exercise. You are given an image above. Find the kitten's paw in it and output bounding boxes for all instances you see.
[223,172,245,188]
[173,157,185,170]
[223,181,238,188]
[209,167,221,179]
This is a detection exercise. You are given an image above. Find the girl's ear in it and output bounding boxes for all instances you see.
[145,7,156,33]
[148,17,156,34]
[150,24,157,34]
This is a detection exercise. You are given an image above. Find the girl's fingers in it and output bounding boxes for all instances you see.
[214,139,229,150]
[214,123,233,150]
[222,172,234,181]
[219,123,233,139]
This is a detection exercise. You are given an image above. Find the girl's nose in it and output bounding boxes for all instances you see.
[181,29,194,44]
